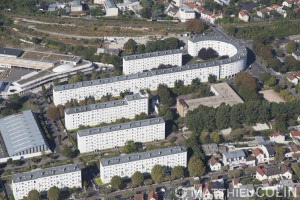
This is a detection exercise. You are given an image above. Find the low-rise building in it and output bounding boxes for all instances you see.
[0,110,51,163]
[269,132,286,143]
[77,118,165,153]
[239,10,250,22]
[289,34,300,43]
[290,131,300,139]
[104,0,119,16]
[292,51,300,61]
[208,157,221,171]
[256,166,292,181]
[71,0,82,12]
[64,93,148,130]
[253,148,265,164]
[12,164,81,200]
[178,6,195,22]
[287,74,299,85]
[257,8,270,18]
[177,83,243,117]
[203,182,214,199]
[222,150,246,170]
[100,146,187,183]
[211,179,225,199]
[260,143,275,163]
[165,3,179,17]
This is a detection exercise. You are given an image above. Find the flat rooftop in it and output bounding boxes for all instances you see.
[65,93,146,115]
[53,36,247,92]
[100,146,186,167]
[78,117,164,137]
[182,82,243,110]
[0,110,49,157]
[21,51,81,63]
[0,47,23,57]
[12,164,81,183]
[123,49,182,61]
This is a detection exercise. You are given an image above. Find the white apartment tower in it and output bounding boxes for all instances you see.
[53,36,247,106]
[12,164,81,200]
[77,117,165,153]
[64,93,148,130]
[123,49,182,74]
[100,146,187,183]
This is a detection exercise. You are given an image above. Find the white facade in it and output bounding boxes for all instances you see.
[178,6,195,22]
[77,117,165,153]
[12,164,81,200]
[209,162,221,171]
[104,0,119,16]
[53,37,247,106]
[222,150,246,170]
[123,49,182,74]
[100,146,187,183]
[65,93,148,130]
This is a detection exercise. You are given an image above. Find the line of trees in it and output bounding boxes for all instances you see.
[122,37,180,56]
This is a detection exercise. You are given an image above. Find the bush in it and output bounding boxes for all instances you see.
[144,179,153,185]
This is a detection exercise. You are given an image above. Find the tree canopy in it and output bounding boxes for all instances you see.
[171,166,184,179]
[28,190,41,200]
[47,186,61,200]
[151,164,166,183]
[131,171,144,186]
[110,175,123,190]
[188,156,206,177]
[122,140,137,154]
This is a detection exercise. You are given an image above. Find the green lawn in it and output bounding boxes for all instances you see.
[95,177,105,186]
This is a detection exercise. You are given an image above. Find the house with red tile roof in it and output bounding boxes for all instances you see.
[290,131,300,139]
[269,132,286,144]
[256,166,293,181]
[253,148,265,163]
[147,191,158,200]
[233,178,242,188]
[134,193,144,200]
[287,74,299,85]
[208,157,222,171]
[257,8,270,18]
[239,10,250,22]
[203,182,213,199]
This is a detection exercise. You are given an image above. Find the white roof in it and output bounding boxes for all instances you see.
[52,63,74,73]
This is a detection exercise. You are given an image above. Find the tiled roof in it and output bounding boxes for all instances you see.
[233,178,240,185]
[208,157,219,166]
[290,131,300,138]
[291,145,300,153]
[281,166,292,174]
[203,182,212,194]
[194,184,202,191]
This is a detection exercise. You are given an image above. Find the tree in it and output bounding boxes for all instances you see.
[57,105,64,118]
[208,74,216,83]
[110,175,123,190]
[124,39,137,53]
[274,145,285,162]
[228,170,241,178]
[157,84,174,106]
[136,44,145,54]
[186,19,205,34]
[285,40,297,54]
[53,78,60,86]
[47,186,61,200]
[151,164,166,183]
[42,85,47,99]
[28,190,40,200]
[188,156,206,177]
[215,104,230,130]
[8,93,21,105]
[259,72,272,84]
[46,107,59,121]
[122,140,136,154]
[62,145,72,158]
[210,132,220,143]
[265,76,277,87]
[131,171,144,186]
[234,72,258,90]
[171,166,184,179]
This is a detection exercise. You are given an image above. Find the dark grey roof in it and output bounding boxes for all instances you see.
[105,0,117,8]
[255,136,266,145]
[53,36,247,92]
[65,93,146,115]
[223,150,245,160]
[265,167,281,176]
[279,38,290,44]
[0,81,10,93]
[240,3,259,11]
[78,117,164,137]
[211,180,224,190]
[100,146,186,166]
[12,164,81,183]
[123,49,181,61]
[201,143,218,155]
[0,47,23,57]
[0,110,49,156]
[263,144,275,156]
[293,51,300,56]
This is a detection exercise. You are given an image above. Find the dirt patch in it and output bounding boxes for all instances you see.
[259,89,285,103]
